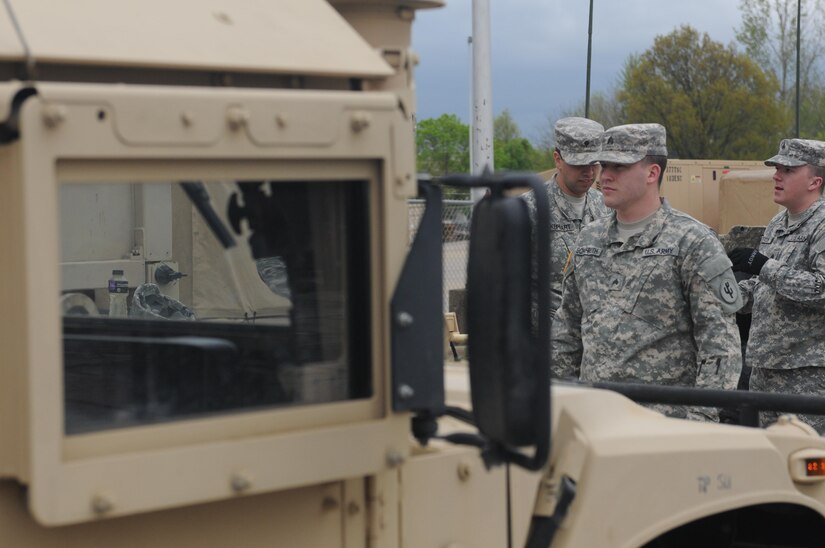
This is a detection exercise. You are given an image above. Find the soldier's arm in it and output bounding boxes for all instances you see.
[736,276,758,314]
[522,189,542,329]
[550,263,583,379]
[758,224,825,308]
[684,237,743,394]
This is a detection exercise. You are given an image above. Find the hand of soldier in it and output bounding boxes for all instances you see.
[728,247,768,275]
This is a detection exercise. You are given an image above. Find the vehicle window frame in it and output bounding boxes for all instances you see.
[13,85,413,526]
[25,148,402,525]
[59,177,372,435]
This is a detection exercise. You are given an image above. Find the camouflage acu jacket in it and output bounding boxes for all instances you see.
[552,200,742,413]
[739,197,825,370]
[523,176,609,316]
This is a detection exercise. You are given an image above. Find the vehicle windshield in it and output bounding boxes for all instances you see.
[60,179,371,434]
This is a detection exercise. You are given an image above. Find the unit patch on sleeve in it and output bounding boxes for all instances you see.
[719,279,738,304]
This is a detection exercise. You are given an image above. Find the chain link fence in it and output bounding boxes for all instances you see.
[408,199,472,312]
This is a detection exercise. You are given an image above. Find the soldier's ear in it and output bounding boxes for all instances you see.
[646,163,661,185]
[810,176,823,192]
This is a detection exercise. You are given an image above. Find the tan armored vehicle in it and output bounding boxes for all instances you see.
[2,1,825,546]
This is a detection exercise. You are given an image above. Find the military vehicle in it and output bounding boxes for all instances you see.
[3,0,825,546]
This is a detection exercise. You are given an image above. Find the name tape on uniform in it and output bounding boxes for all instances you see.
[642,247,678,257]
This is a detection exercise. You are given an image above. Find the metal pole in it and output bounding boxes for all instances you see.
[471,0,494,202]
[796,0,801,137]
[468,36,474,176]
[585,0,594,118]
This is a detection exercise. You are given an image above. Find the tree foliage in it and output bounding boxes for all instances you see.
[493,110,553,172]
[494,109,521,142]
[736,0,825,136]
[416,114,470,177]
[415,112,553,191]
[803,86,825,140]
[537,64,633,153]
[495,137,550,171]
[557,89,626,132]
[620,25,787,159]
[736,0,824,104]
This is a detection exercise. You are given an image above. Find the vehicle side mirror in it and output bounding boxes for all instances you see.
[441,174,551,471]
[467,194,534,444]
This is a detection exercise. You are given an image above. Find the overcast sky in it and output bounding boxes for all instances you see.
[412,0,744,142]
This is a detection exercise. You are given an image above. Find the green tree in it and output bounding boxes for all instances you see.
[804,86,825,140]
[415,112,552,188]
[416,114,470,176]
[736,0,823,104]
[541,89,625,149]
[538,62,635,150]
[494,109,521,142]
[620,25,787,159]
[492,111,554,172]
[736,0,825,136]
[495,138,535,171]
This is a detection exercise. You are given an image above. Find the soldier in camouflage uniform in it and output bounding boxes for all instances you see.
[523,117,609,318]
[729,138,825,433]
[552,123,742,421]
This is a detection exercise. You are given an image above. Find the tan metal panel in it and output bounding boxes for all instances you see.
[366,470,400,548]
[401,444,508,547]
[4,85,410,525]
[509,467,542,548]
[330,0,444,8]
[0,0,392,78]
[0,142,29,482]
[719,169,784,234]
[661,159,766,231]
[546,385,825,547]
[0,8,24,60]
[344,478,367,548]
[0,480,347,547]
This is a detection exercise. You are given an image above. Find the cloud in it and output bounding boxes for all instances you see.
[413,0,744,139]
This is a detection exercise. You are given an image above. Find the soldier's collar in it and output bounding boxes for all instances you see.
[608,200,668,247]
[784,197,825,230]
[551,176,584,221]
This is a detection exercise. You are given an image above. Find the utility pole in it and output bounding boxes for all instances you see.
[468,35,474,174]
[585,0,594,118]
[796,0,801,137]
[471,0,493,202]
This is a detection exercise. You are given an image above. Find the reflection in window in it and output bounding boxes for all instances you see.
[60,180,371,434]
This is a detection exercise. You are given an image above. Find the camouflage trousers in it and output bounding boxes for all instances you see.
[749,366,825,435]
[646,403,717,423]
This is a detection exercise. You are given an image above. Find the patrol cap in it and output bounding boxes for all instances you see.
[764,138,825,168]
[554,117,604,165]
[594,123,668,164]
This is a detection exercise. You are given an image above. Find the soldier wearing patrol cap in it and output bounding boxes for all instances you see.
[729,138,825,433]
[552,123,743,422]
[523,117,609,318]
